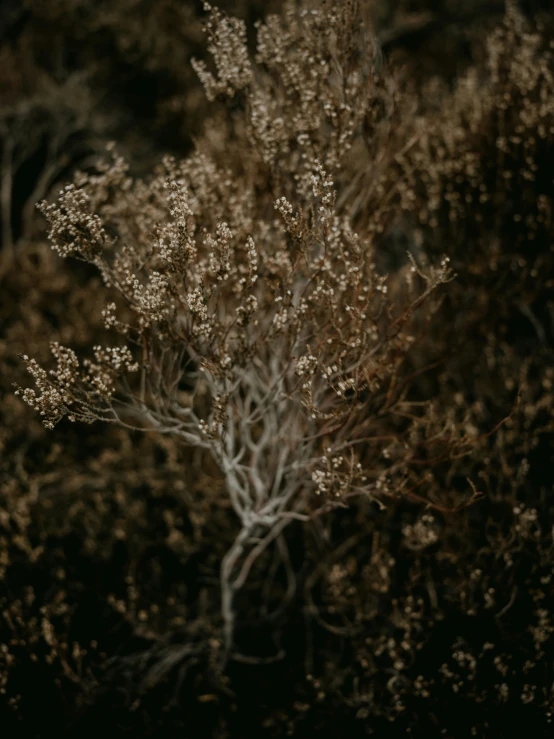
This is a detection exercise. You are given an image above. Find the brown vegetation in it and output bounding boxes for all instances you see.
[1,1,554,736]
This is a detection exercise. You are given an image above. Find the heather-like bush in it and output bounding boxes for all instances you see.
[14,1,469,661]
[3,1,554,735]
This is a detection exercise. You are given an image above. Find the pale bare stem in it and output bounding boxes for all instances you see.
[220,525,252,664]
[206,348,321,659]
[219,495,309,662]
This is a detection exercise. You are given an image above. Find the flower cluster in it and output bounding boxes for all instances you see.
[191,2,252,102]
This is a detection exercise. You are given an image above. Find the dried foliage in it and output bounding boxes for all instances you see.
[1,0,554,736]
[15,0,461,662]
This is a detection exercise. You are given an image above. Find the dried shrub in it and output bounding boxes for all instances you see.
[15,1,467,662]
[2,1,554,736]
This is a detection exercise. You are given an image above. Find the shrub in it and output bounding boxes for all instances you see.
[15,0,469,661]
[7,2,554,734]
